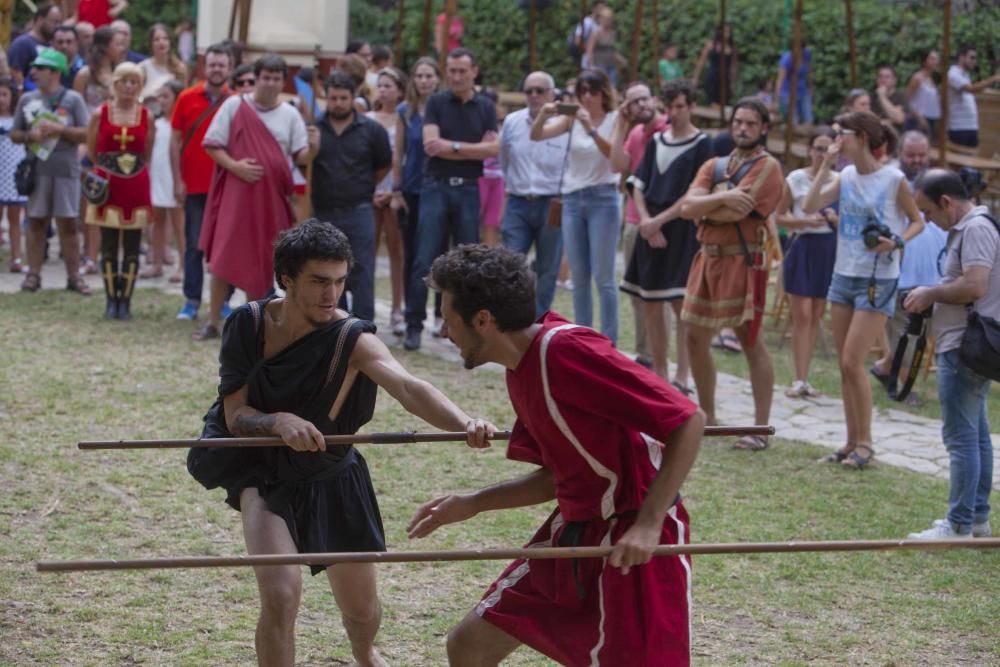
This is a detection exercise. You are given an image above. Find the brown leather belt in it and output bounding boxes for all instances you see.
[702,243,761,257]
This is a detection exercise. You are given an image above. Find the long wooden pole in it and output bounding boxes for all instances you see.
[394,0,406,65]
[578,0,588,71]
[718,0,727,125]
[78,426,776,451]
[845,0,858,89]
[783,0,803,169]
[650,0,661,93]
[937,0,951,162]
[420,0,433,56]
[36,538,1000,573]
[438,1,454,74]
[629,0,645,83]
[529,0,538,72]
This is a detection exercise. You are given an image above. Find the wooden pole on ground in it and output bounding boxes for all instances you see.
[718,0,727,125]
[37,539,1000,572]
[650,0,662,93]
[77,426,777,451]
[629,0,645,84]
[845,0,858,89]
[529,0,538,72]
[937,0,952,163]
[783,0,803,169]
[420,0,433,56]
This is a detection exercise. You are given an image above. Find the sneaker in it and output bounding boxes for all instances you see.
[431,317,445,338]
[785,380,808,398]
[176,301,199,321]
[933,518,991,538]
[403,328,421,351]
[391,311,406,337]
[220,302,233,320]
[907,521,973,540]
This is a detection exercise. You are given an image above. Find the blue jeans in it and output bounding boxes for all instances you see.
[561,183,621,344]
[182,194,207,303]
[937,349,992,531]
[317,203,375,321]
[779,88,814,125]
[501,195,563,317]
[405,180,480,332]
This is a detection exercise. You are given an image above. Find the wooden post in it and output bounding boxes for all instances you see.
[578,0,588,71]
[529,0,538,72]
[937,0,951,163]
[845,0,858,88]
[237,0,252,45]
[783,0,804,169]
[438,0,454,74]
[651,0,662,92]
[420,0,433,56]
[394,0,406,65]
[629,0,645,83]
[719,0,727,125]
[0,0,14,50]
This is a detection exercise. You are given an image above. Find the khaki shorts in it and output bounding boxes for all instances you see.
[27,174,81,219]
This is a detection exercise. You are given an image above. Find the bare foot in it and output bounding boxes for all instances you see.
[350,648,389,667]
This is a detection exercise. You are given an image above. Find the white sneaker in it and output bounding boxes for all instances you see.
[933,518,991,538]
[907,521,973,540]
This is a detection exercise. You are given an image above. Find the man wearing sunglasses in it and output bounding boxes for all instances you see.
[497,71,568,317]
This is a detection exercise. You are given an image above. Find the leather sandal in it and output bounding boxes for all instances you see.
[842,444,874,470]
[66,275,92,295]
[20,272,41,292]
[733,435,769,451]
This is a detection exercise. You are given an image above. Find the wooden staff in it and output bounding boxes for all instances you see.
[650,0,661,93]
[629,0,645,83]
[77,426,776,451]
[420,0,433,56]
[937,0,951,162]
[845,0,858,89]
[36,538,1000,573]
[394,0,406,65]
[718,0,727,125]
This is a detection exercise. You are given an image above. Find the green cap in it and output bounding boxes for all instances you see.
[31,48,69,76]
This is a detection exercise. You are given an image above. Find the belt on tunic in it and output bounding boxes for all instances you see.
[96,152,146,176]
[702,243,761,257]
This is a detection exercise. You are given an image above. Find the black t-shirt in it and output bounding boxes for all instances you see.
[423,90,498,179]
[311,112,392,211]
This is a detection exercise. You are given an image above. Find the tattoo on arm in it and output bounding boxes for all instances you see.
[231,412,277,437]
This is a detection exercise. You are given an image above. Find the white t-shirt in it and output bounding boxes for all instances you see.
[786,168,833,235]
[947,65,978,131]
[833,164,908,279]
[138,59,176,102]
[203,94,308,162]
[561,110,618,195]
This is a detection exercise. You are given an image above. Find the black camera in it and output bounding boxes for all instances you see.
[958,167,986,199]
[898,289,933,335]
[862,221,893,249]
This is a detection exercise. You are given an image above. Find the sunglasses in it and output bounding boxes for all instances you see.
[835,128,857,137]
[523,86,550,96]
[235,77,255,87]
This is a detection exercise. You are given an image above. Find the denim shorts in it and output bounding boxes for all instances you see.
[826,272,897,317]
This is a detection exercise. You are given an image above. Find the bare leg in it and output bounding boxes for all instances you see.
[86,223,100,266]
[145,207,167,276]
[838,309,887,447]
[207,275,230,330]
[644,300,668,379]
[446,609,521,667]
[830,303,859,451]
[55,217,81,278]
[241,488,302,667]
[790,294,823,383]
[733,321,774,426]
[7,205,23,265]
[671,300,690,387]
[376,205,405,314]
[686,323,717,425]
[25,218,46,274]
[326,564,388,667]
[480,225,500,247]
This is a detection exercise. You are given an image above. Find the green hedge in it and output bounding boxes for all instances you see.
[350,0,999,123]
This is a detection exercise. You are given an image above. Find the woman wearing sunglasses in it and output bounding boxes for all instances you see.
[802,111,924,469]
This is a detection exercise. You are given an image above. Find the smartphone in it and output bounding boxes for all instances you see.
[556,102,579,116]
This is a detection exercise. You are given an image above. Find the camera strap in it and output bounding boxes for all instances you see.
[867,252,898,309]
[886,307,928,402]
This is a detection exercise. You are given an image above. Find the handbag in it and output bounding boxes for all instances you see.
[957,213,1000,381]
[14,155,36,196]
[546,120,574,228]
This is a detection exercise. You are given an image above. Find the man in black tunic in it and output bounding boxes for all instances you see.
[188,220,494,667]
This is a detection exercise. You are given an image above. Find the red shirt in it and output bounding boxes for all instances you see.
[171,81,229,194]
[505,312,698,522]
[623,115,669,224]
[77,0,112,27]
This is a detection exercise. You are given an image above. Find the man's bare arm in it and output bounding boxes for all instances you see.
[223,384,326,451]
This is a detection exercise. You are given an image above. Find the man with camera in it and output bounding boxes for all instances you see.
[904,169,998,540]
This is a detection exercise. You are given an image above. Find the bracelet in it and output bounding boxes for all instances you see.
[588,128,599,138]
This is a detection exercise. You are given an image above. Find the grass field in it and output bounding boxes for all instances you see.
[1,288,998,666]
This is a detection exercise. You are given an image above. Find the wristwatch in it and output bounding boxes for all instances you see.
[892,234,905,250]
[451,141,461,153]
[588,128,599,138]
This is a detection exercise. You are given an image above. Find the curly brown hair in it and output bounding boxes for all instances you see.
[429,245,536,331]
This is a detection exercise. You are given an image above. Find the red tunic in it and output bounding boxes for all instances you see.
[86,104,152,229]
[478,312,699,666]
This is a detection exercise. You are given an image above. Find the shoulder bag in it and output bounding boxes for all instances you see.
[958,213,1000,381]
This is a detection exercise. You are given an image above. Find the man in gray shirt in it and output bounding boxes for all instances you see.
[11,48,91,294]
[904,169,998,540]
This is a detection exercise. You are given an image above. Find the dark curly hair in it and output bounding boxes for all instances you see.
[661,78,696,106]
[429,245,536,332]
[273,219,353,288]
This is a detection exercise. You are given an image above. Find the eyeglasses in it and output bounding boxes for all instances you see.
[627,96,651,106]
[835,128,857,137]
[235,77,255,87]
[523,87,550,96]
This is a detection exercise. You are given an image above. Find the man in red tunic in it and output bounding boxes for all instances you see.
[408,245,705,666]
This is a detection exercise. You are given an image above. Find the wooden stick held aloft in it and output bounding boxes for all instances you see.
[77,426,776,450]
[35,538,1000,573]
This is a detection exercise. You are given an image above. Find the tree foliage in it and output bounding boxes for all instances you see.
[349,0,999,123]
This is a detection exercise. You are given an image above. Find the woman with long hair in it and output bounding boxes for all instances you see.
[803,111,923,469]
[692,22,738,107]
[391,56,441,335]
[368,66,407,335]
[906,48,941,135]
[85,61,155,320]
[775,126,838,398]
[138,22,188,104]
[531,68,622,344]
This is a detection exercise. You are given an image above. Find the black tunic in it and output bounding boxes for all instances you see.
[620,130,712,301]
[188,299,385,574]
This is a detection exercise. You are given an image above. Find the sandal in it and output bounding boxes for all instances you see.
[191,323,220,341]
[733,435,769,451]
[8,258,23,273]
[139,267,163,279]
[671,380,694,396]
[66,275,92,295]
[712,332,743,353]
[818,447,851,464]
[20,272,41,292]
[842,444,874,470]
[168,269,183,283]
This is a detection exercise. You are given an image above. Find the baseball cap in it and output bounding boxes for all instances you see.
[31,48,69,76]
